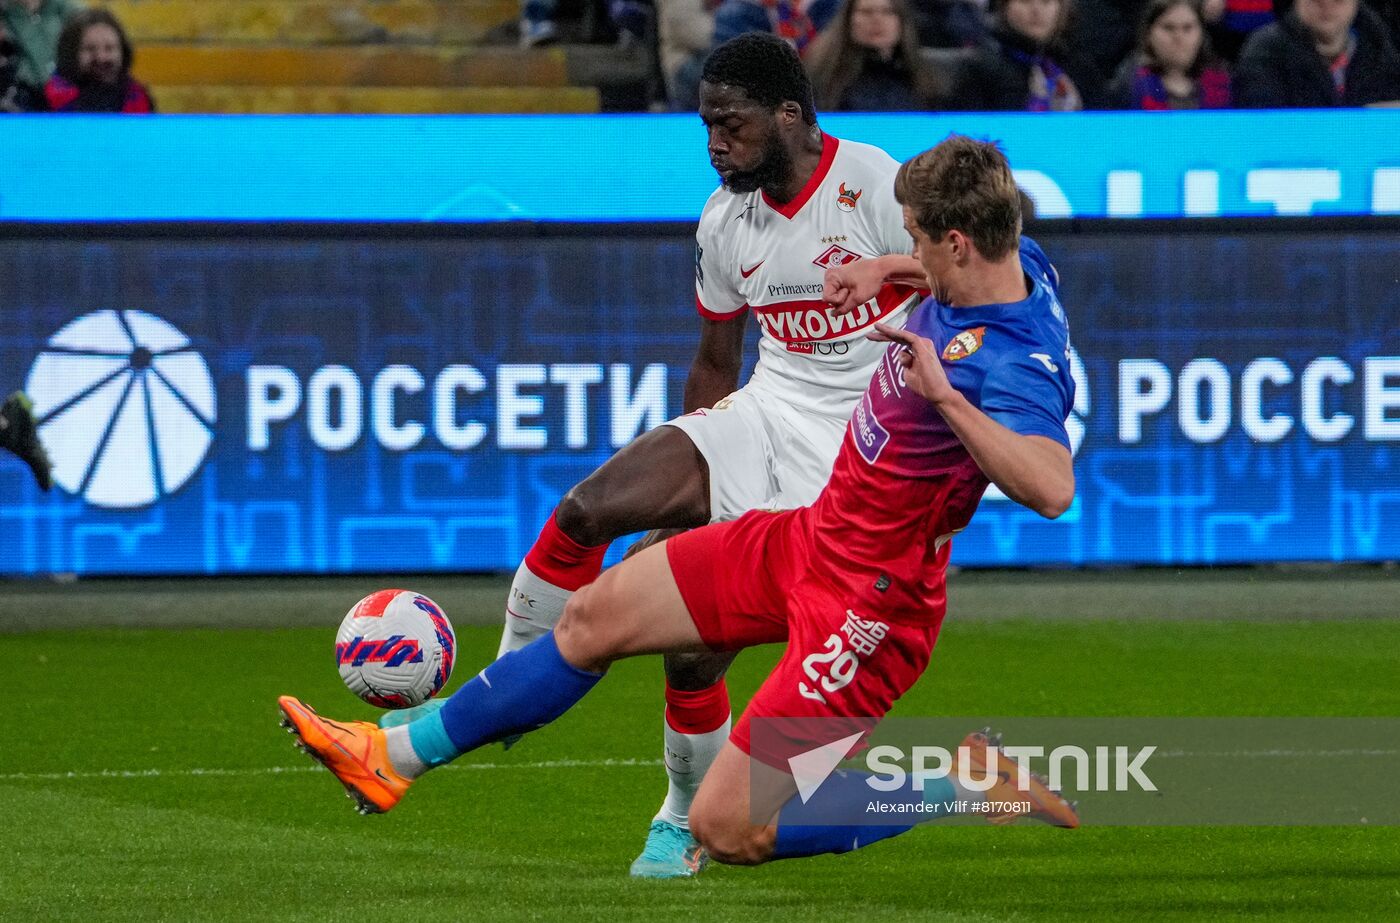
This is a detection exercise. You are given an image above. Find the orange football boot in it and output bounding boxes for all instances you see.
[956,728,1080,828]
[277,695,411,815]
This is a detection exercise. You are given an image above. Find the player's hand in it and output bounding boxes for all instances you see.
[868,322,955,405]
[822,258,887,315]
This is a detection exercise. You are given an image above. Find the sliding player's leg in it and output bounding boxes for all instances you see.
[279,538,709,815]
[691,723,1080,864]
[683,739,783,865]
[686,712,960,864]
[683,599,955,865]
[688,736,967,865]
[686,588,1079,865]
[686,737,971,865]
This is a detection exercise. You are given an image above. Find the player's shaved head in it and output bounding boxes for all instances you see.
[895,136,1021,261]
[701,33,817,125]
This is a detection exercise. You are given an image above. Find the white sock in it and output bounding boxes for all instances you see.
[654,715,732,830]
[497,561,574,658]
[383,725,428,779]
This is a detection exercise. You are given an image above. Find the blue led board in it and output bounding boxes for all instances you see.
[2,110,1398,221]
[0,225,1396,575]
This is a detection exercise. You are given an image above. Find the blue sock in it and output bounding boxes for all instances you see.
[407,632,602,766]
[772,770,960,859]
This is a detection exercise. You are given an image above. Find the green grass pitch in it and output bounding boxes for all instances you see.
[3,575,1400,921]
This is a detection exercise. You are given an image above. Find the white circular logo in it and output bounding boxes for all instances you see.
[25,309,216,509]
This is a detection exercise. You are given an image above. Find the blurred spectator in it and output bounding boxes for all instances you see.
[1108,0,1232,107]
[609,0,654,46]
[657,0,717,108]
[1,0,73,94]
[1274,0,1400,44]
[521,0,655,47]
[44,9,156,113]
[1371,0,1400,49]
[954,0,1105,109]
[711,0,842,54]
[1062,0,1150,79]
[1,25,44,110]
[912,0,990,47]
[805,0,943,109]
[1235,0,1400,105]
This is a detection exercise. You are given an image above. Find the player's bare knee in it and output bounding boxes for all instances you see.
[664,651,733,691]
[553,483,612,548]
[691,812,773,866]
[553,587,620,672]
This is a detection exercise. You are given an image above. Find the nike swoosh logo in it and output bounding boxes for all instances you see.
[506,607,533,622]
[740,260,765,278]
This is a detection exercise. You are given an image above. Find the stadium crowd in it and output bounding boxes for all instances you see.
[549,0,1400,110]
[1,1,151,111]
[0,0,1395,113]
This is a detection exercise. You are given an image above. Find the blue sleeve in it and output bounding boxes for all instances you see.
[979,351,1074,449]
[1019,237,1060,295]
[712,0,771,45]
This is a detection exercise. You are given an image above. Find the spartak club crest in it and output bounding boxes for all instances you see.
[813,244,861,269]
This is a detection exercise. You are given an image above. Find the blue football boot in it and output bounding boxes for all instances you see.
[629,820,709,879]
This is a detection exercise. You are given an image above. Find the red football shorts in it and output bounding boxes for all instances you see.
[666,508,941,769]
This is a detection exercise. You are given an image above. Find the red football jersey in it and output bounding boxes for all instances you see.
[805,239,1075,625]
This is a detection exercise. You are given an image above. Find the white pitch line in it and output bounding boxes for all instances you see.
[1152,749,1400,758]
[4,749,1397,785]
[0,757,662,784]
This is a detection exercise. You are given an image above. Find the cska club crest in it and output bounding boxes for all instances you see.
[942,326,986,361]
[836,183,862,212]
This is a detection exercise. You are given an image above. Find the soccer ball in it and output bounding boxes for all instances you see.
[336,589,456,709]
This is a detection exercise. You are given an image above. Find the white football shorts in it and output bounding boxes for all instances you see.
[662,385,849,523]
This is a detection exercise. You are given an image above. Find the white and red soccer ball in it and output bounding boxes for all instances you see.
[336,589,456,708]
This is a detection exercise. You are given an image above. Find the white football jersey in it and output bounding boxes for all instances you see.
[694,134,920,420]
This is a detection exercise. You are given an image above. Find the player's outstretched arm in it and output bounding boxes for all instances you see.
[817,254,929,316]
[871,323,1074,519]
[822,254,926,315]
[684,314,748,412]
